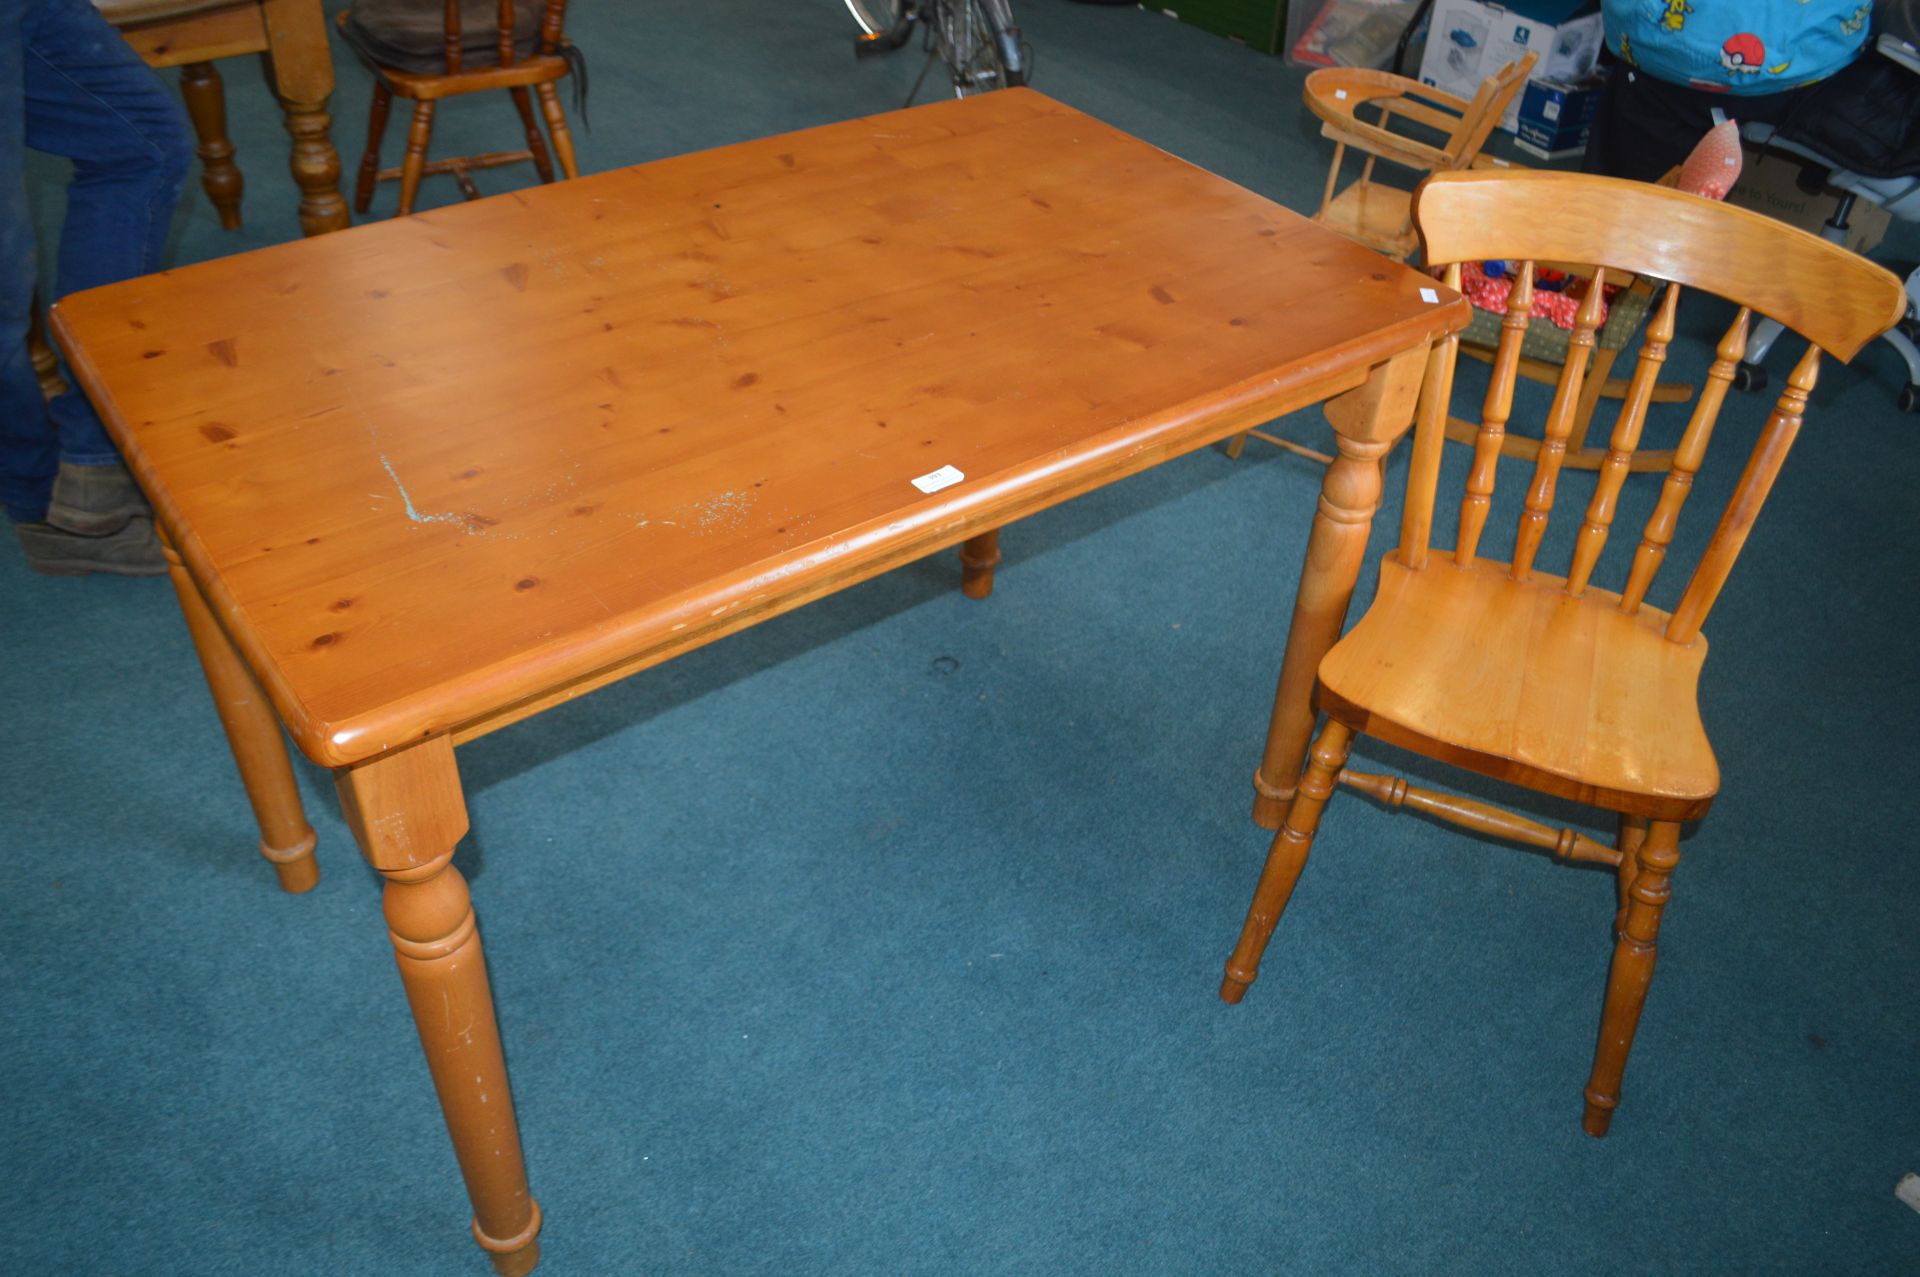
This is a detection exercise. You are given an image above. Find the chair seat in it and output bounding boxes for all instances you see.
[1317,555,1720,821]
[93,0,237,24]
[340,0,542,75]
[1315,182,1417,257]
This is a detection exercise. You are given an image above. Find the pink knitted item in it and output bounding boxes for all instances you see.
[1677,119,1743,200]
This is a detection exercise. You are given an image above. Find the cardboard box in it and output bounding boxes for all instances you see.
[1512,74,1602,160]
[1726,146,1892,255]
[1417,0,1602,133]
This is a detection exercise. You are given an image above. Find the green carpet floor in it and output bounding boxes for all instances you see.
[5,3,1919,1273]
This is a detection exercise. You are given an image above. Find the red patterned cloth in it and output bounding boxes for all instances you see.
[1460,262,1607,331]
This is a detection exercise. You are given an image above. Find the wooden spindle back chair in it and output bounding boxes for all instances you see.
[338,0,579,216]
[1221,170,1906,1136]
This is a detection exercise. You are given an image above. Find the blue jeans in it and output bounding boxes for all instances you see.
[1,0,192,523]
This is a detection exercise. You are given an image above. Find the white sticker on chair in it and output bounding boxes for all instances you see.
[911,464,965,494]
[1420,288,1440,303]
[1335,89,1348,100]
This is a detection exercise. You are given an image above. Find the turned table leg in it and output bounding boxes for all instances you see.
[159,526,318,892]
[1251,346,1427,830]
[261,0,348,235]
[959,528,1001,599]
[179,61,243,230]
[337,737,542,1275]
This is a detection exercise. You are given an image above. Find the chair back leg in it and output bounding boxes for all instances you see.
[510,87,557,183]
[357,83,393,214]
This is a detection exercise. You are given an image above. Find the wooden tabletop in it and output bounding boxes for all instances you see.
[54,88,1465,767]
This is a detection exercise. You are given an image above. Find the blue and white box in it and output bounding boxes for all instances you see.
[1513,74,1604,159]
[1417,0,1604,133]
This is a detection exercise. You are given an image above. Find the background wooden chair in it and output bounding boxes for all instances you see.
[337,0,581,216]
[94,0,348,235]
[1304,54,1534,260]
[1220,169,1905,1136]
[1223,52,1534,465]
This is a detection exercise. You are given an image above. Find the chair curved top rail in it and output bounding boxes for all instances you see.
[1414,169,1906,361]
[1302,66,1470,125]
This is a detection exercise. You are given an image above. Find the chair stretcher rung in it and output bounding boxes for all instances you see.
[1337,769,1622,867]
[375,149,535,182]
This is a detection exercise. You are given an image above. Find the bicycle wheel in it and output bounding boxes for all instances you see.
[844,0,905,36]
[934,0,1023,95]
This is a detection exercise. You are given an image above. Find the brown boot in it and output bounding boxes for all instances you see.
[45,461,153,536]
[15,517,166,577]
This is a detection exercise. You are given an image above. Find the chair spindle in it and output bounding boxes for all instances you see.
[1319,141,1346,216]
[1566,283,1681,597]
[1665,343,1819,644]
[1399,262,1463,569]
[443,0,463,74]
[1619,307,1749,614]
[1511,268,1607,580]
[539,0,565,54]
[498,1,516,67]
[1456,259,1534,566]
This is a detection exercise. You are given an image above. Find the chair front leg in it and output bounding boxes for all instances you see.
[1221,717,1353,1002]
[1583,818,1681,1137]
[398,101,436,215]
[533,82,578,179]
[1612,814,1648,938]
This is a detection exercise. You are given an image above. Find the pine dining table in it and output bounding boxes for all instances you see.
[52,88,1467,1273]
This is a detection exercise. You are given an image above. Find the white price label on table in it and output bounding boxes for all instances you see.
[911,464,965,494]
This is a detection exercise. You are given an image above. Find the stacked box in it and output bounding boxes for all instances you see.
[1418,0,1603,133]
[1512,75,1603,160]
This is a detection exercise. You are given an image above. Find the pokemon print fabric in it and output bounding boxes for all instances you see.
[1603,0,1870,92]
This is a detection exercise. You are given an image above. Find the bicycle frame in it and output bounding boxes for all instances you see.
[847,0,1026,88]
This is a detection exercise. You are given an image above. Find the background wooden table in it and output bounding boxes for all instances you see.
[102,0,348,235]
[55,88,1465,1272]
